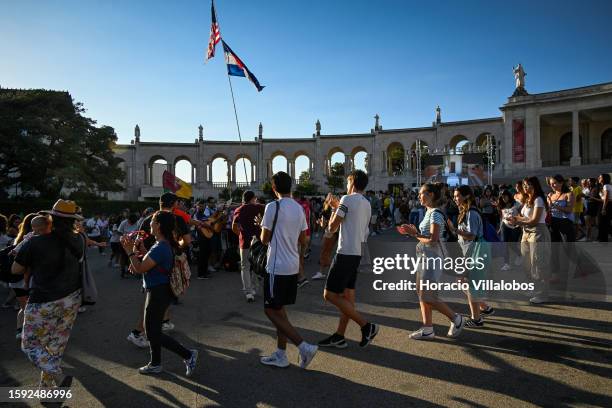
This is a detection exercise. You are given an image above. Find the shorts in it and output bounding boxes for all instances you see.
[14,288,29,297]
[264,274,298,309]
[325,254,361,294]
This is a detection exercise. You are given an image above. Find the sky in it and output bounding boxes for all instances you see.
[2,0,612,182]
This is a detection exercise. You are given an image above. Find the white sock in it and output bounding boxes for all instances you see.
[422,326,434,334]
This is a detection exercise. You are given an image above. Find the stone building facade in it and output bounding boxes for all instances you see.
[112,78,612,200]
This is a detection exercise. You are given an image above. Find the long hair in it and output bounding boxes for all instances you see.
[523,176,548,211]
[499,190,515,209]
[52,216,82,259]
[551,174,571,194]
[456,185,476,225]
[421,183,442,208]
[152,210,181,254]
[14,213,37,245]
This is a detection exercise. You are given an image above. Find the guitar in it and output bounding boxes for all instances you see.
[197,201,233,239]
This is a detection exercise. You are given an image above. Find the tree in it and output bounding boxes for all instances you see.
[0,89,125,199]
[261,181,273,198]
[326,162,344,192]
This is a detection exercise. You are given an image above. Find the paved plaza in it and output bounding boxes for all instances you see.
[1,231,611,408]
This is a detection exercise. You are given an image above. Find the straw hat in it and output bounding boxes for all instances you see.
[40,199,84,220]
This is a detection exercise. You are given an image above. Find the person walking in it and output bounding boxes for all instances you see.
[12,200,84,389]
[510,177,552,304]
[596,173,612,242]
[232,190,264,302]
[258,171,318,369]
[121,210,198,375]
[318,170,379,349]
[398,183,465,340]
[498,190,522,271]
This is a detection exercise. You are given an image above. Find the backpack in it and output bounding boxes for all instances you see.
[0,245,22,284]
[249,201,280,278]
[158,248,191,297]
[431,209,462,260]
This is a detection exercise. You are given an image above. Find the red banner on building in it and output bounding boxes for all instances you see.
[512,119,525,163]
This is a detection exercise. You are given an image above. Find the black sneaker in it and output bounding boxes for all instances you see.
[465,317,484,328]
[359,323,379,348]
[480,306,495,317]
[297,277,309,289]
[318,333,348,349]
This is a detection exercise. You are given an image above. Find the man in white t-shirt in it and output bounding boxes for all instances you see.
[86,214,105,254]
[319,170,379,349]
[258,171,318,369]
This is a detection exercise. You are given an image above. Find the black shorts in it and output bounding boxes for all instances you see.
[325,254,362,294]
[264,274,297,310]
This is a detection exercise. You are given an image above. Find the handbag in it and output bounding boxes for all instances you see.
[249,201,280,277]
[79,233,98,305]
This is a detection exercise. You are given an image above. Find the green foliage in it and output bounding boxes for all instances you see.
[295,179,318,196]
[261,181,273,197]
[0,89,125,199]
[326,162,344,192]
[231,188,244,203]
[0,199,151,219]
[218,188,231,201]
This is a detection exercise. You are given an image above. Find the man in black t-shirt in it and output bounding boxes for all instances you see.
[126,193,192,349]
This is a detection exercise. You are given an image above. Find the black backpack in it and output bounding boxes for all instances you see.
[0,245,22,284]
[249,201,280,277]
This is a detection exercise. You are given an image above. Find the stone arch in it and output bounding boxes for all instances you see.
[327,148,346,177]
[601,128,612,161]
[386,142,405,176]
[211,155,230,183]
[449,134,469,153]
[174,156,194,184]
[351,146,368,173]
[560,132,582,164]
[293,151,312,182]
[148,155,168,187]
[271,151,289,174]
[408,140,429,171]
[234,154,254,184]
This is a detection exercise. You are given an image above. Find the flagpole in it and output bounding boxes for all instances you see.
[226,73,250,186]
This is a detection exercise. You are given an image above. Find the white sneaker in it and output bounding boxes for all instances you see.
[162,321,175,332]
[246,293,255,302]
[500,263,512,271]
[260,351,290,368]
[138,363,162,375]
[208,266,217,272]
[78,306,87,313]
[311,272,326,280]
[577,236,588,242]
[529,295,549,304]
[447,314,464,338]
[409,327,436,340]
[298,343,318,369]
[127,332,150,348]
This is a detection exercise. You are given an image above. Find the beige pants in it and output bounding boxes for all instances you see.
[521,224,551,284]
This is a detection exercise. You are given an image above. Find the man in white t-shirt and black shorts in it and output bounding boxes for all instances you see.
[319,170,379,349]
[258,171,318,369]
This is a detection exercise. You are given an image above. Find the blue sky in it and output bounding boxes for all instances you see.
[2,0,612,181]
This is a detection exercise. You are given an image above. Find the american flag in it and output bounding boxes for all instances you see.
[206,1,221,61]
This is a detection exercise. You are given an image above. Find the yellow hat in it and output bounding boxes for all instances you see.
[40,199,84,220]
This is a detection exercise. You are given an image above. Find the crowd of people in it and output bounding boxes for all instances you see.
[0,170,610,387]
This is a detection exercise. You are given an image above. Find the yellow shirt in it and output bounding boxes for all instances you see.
[572,186,583,213]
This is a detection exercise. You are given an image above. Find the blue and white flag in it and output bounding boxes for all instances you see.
[222,40,265,92]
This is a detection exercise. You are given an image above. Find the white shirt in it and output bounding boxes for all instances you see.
[600,184,612,200]
[520,197,547,224]
[336,193,371,256]
[261,197,307,276]
[86,218,103,237]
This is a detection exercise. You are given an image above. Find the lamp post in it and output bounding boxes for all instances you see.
[486,133,494,186]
